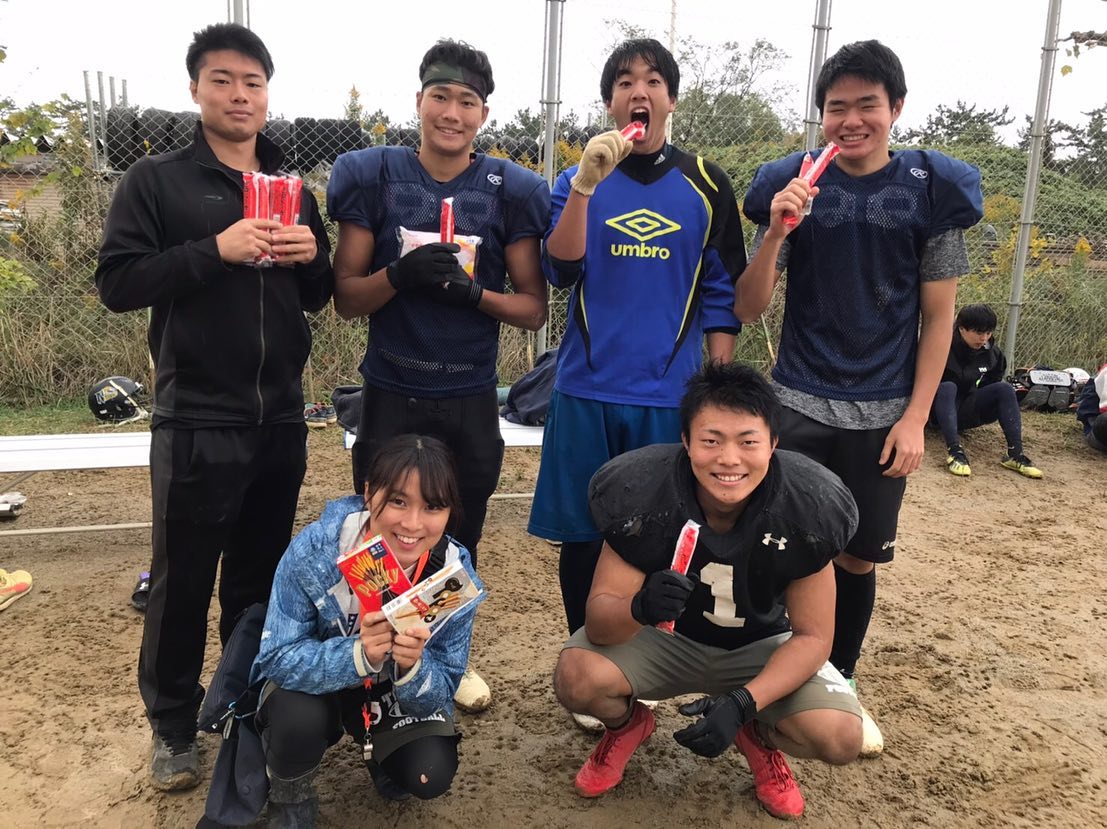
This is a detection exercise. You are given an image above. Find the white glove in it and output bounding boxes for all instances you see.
[570,130,633,196]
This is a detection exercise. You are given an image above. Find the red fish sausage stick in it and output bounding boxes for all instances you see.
[440,197,455,243]
[782,142,841,228]
[620,121,646,141]
[657,519,701,634]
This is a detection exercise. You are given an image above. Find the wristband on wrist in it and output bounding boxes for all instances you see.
[727,686,757,725]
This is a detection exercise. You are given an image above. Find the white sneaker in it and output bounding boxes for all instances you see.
[454,666,491,713]
[638,699,659,710]
[571,711,606,733]
[847,679,884,758]
[858,705,884,758]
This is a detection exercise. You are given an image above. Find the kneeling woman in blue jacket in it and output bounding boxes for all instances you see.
[251,434,483,825]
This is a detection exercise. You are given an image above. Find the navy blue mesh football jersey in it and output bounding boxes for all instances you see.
[328,147,549,397]
[744,149,982,402]
[589,443,858,650]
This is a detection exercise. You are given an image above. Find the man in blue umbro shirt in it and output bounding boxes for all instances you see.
[737,39,984,758]
[527,39,746,662]
[327,39,550,714]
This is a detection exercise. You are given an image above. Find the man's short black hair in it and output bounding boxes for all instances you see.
[186,23,274,81]
[600,38,680,104]
[419,39,495,99]
[956,303,998,333]
[680,361,780,441]
[815,39,906,113]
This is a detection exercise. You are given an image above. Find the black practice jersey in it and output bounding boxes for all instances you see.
[589,444,858,649]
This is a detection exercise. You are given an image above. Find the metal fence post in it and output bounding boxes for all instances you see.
[803,0,833,150]
[536,0,566,359]
[1004,0,1062,365]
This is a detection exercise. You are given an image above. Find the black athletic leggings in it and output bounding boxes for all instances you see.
[257,686,458,800]
[931,381,1023,453]
[559,539,604,636]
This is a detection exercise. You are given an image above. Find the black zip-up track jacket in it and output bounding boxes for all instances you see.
[942,328,1006,404]
[96,123,334,427]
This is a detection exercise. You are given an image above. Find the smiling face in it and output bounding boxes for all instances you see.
[416,82,489,160]
[605,56,675,155]
[189,49,268,144]
[821,75,902,176]
[365,469,451,569]
[682,404,776,528]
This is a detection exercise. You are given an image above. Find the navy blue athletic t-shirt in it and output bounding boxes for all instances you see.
[328,147,550,397]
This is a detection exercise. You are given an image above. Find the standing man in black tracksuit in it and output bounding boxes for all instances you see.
[95,23,333,792]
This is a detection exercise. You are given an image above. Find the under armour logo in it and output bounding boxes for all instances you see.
[909,167,928,179]
[762,533,788,551]
[881,539,897,550]
[487,173,503,185]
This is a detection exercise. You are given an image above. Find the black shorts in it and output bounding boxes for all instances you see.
[352,382,504,556]
[776,407,906,563]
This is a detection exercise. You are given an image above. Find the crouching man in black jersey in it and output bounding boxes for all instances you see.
[554,362,863,820]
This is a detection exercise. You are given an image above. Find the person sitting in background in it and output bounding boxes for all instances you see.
[931,304,1042,479]
[1076,362,1107,453]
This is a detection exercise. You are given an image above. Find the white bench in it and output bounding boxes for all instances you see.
[0,418,543,476]
[0,431,154,474]
[0,420,543,536]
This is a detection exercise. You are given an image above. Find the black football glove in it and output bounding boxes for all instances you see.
[629,569,695,626]
[426,268,484,309]
[673,687,757,758]
[386,243,462,291]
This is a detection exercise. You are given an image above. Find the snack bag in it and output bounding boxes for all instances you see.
[397,226,482,279]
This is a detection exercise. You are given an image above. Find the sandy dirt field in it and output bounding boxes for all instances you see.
[1,412,1105,828]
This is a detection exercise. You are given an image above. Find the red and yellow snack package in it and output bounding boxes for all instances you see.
[337,534,413,614]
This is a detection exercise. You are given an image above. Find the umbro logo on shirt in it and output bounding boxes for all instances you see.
[487,173,503,186]
[909,168,928,179]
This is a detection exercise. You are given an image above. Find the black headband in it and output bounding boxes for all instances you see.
[420,62,489,101]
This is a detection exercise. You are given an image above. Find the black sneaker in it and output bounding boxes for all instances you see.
[149,730,199,791]
[266,798,318,829]
[130,570,150,612]
[946,446,971,477]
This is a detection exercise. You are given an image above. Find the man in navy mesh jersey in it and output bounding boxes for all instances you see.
[327,39,549,713]
[736,40,983,757]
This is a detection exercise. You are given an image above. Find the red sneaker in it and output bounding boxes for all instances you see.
[734,721,805,820]
[574,701,656,797]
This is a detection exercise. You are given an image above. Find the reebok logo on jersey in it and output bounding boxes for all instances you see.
[909,168,928,179]
[762,533,788,551]
[607,209,680,260]
[487,173,503,186]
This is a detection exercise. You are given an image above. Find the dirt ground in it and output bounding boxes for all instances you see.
[2,412,1105,828]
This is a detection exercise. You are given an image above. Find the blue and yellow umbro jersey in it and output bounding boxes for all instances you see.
[546,146,745,407]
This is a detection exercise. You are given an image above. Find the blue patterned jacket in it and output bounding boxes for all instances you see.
[251,495,484,718]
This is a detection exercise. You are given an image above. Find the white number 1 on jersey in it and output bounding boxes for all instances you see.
[698,563,747,628]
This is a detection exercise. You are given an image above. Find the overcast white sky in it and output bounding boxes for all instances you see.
[2,0,1105,141]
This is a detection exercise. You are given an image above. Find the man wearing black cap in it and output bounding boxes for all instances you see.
[327,39,550,713]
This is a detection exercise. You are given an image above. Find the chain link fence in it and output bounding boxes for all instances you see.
[2,7,1105,407]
